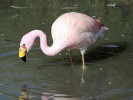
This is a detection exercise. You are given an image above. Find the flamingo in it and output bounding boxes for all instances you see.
[19,12,108,66]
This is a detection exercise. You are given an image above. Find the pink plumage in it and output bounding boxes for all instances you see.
[20,12,108,66]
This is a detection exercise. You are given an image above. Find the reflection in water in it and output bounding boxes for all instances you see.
[81,66,97,93]
[19,85,29,100]
[18,66,99,100]
[81,66,86,84]
[41,92,80,100]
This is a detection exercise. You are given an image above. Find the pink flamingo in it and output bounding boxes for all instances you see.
[19,12,108,66]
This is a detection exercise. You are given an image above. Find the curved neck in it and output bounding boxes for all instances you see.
[30,30,65,56]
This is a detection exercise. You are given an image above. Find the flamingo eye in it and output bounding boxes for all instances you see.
[21,44,26,49]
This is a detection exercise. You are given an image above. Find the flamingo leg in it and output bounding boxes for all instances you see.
[68,50,74,66]
[82,54,85,66]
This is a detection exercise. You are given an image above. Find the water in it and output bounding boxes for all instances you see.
[0,0,133,100]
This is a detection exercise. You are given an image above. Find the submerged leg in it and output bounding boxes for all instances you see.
[68,50,74,66]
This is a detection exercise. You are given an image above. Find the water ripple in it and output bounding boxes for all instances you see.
[0,50,18,58]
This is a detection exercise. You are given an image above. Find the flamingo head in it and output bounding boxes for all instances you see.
[19,44,27,62]
[19,33,35,62]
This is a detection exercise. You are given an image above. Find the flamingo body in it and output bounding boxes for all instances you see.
[52,12,99,54]
[19,12,108,65]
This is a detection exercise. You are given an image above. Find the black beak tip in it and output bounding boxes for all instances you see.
[21,56,26,62]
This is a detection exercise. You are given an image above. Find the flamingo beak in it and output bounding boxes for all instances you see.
[19,46,27,62]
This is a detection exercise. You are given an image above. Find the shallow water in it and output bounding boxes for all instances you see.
[0,0,133,100]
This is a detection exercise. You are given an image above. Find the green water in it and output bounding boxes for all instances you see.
[0,0,133,100]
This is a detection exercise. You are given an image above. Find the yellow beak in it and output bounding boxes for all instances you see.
[19,47,27,62]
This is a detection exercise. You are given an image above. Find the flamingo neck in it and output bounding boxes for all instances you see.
[30,30,65,56]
